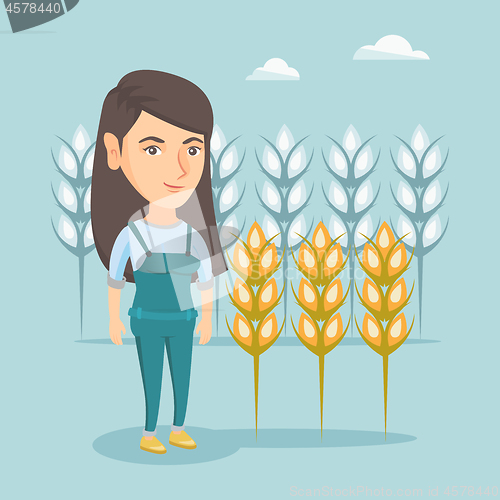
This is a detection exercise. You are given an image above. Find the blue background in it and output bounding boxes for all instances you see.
[1,0,498,498]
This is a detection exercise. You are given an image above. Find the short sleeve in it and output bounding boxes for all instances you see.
[107,226,130,289]
[190,229,214,290]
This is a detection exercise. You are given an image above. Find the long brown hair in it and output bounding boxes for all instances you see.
[91,70,227,282]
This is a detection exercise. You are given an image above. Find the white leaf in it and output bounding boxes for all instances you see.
[423,214,442,247]
[58,215,77,247]
[262,215,281,247]
[354,180,373,213]
[328,144,348,179]
[411,125,430,161]
[288,180,307,213]
[288,214,306,247]
[262,181,281,212]
[58,180,77,213]
[84,221,94,247]
[354,214,373,247]
[354,146,374,178]
[397,181,416,212]
[72,125,91,161]
[423,180,442,213]
[343,125,361,160]
[84,186,91,213]
[59,145,77,179]
[220,179,238,213]
[328,214,348,247]
[288,145,306,178]
[423,145,442,178]
[328,181,348,213]
[222,213,238,230]
[262,145,281,178]
[397,146,416,178]
[220,145,238,178]
[277,125,294,156]
[84,147,95,179]
[211,125,226,160]
[397,215,416,246]
[219,214,239,249]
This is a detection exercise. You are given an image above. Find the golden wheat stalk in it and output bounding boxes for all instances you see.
[225,222,285,439]
[290,222,350,438]
[354,222,415,439]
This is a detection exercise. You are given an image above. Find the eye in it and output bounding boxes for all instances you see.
[143,146,162,156]
[187,146,201,157]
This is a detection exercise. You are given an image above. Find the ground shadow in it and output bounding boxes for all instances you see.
[93,426,417,465]
[77,337,440,347]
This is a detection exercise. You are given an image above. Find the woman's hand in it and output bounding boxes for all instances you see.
[195,317,212,345]
[110,318,126,345]
[108,286,126,345]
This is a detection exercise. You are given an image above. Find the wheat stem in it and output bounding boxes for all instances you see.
[78,255,85,340]
[283,257,289,336]
[319,354,325,440]
[254,355,259,441]
[383,354,389,440]
[349,249,355,337]
[215,275,220,336]
[417,255,424,339]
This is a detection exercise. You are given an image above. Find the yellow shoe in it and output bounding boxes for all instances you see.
[140,436,167,454]
[169,430,197,449]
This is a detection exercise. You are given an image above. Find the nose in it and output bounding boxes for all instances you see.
[164,148,189,181]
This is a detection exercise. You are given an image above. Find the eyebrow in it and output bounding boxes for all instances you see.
[183,137,204,145]
[139,136,165,144]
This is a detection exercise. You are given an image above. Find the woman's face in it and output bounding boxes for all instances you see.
[104,110,206,208]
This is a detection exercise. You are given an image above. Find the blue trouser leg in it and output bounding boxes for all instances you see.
[165,320,195,428]
[135,335,165,433]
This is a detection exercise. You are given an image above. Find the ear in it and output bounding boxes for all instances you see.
[103,132,122,171]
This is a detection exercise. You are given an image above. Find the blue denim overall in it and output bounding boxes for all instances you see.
[127,221,200,435]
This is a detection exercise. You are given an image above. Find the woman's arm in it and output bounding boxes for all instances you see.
[196,286,213,345]
[191,229,215,291]
[191,229,215,344]
[108,287,126,345]
[108,227,130,345]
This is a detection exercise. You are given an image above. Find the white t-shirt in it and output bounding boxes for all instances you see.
[107,218,214,291]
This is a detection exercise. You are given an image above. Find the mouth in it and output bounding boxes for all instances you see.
[163,182,184,190]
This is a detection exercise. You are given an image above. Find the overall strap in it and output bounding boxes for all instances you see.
[185,224,192,256]
[128,222,152,257]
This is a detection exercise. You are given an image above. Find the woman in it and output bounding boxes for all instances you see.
[91,70,227,454]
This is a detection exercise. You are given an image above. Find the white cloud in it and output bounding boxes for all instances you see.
[353,35,429,61]
[246,58,300,80]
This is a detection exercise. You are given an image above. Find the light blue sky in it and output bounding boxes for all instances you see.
[1,1,498,498]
